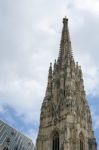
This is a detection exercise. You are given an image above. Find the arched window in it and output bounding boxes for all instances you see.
[79,132,84,150]
[52,131,59,150]
[89,143,92,150]
[88,139,92,150]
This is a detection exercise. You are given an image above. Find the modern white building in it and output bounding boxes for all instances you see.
[0,120,34,150]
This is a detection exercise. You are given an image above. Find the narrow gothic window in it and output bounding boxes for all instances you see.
[79,133,84,150]
[52,131,59,150]
[88,139,92,150]
[89,143,92,150]
[80,139,83,150]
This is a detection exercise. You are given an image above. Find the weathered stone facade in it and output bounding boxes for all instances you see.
[36,17,97,150]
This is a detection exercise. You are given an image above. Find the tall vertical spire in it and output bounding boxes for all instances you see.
[36,17,97,150]
[58,17,72,64]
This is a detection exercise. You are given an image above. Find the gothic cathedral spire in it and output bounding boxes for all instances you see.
[58,17,73,65]
[36,17,97,150]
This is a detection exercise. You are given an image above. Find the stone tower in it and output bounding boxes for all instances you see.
[36,17,97,150]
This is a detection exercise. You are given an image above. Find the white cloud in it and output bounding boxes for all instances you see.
[75,0,99,15]
[0,105,5,113]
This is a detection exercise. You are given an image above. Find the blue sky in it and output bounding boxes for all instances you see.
[0,0,99,148]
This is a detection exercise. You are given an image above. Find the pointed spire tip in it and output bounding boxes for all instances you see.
[63,16,68,24]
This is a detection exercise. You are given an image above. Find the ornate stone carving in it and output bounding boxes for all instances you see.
[36,17,97,150]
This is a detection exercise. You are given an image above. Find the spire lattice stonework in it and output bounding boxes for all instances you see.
[36,17,97,150]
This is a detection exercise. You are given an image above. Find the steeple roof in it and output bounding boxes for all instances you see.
[58,17,73,64]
